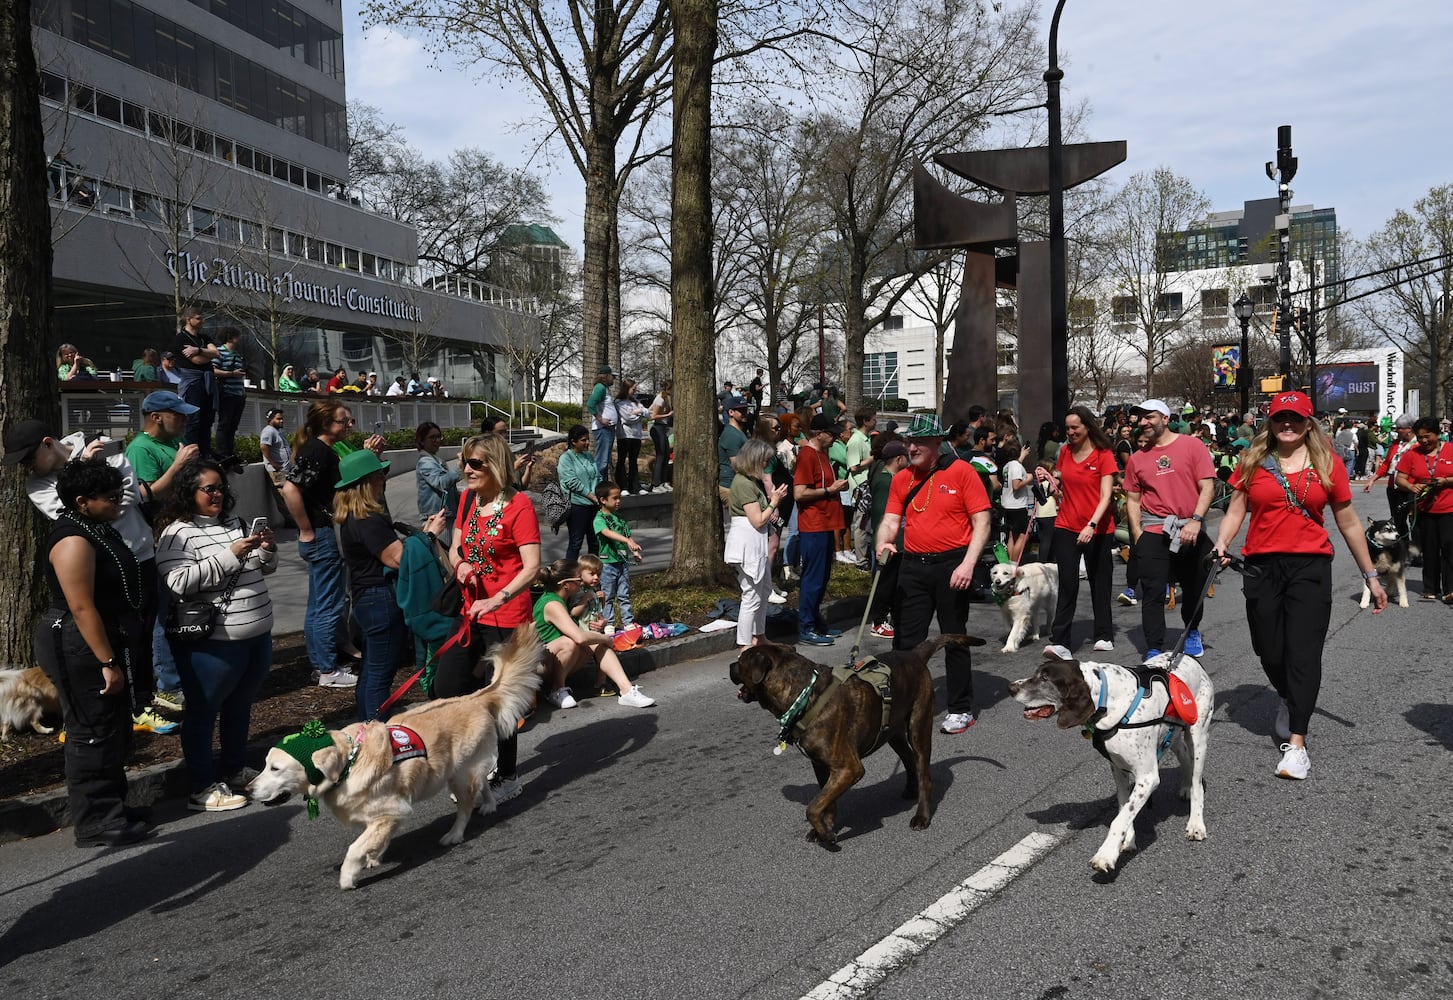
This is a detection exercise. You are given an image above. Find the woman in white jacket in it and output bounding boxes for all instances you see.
[156,459,277,813]
[611,378,648,494]
[724,439,788,652]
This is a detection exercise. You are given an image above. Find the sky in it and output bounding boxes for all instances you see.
[341,0,1453,258]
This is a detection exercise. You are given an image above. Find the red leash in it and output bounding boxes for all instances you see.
[372,574,481,720]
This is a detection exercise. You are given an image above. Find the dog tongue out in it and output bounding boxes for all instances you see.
[1023,705,1055,720]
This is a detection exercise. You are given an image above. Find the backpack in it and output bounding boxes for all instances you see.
[851,461,881,529]
[538,477,570,530]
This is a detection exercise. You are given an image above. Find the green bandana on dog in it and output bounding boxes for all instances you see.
[277,720,333,819]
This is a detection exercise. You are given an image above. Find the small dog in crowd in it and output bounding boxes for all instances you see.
[0,667,61,739]
[730,634,983,849]
[1009,651,1212,874]
[249,625,542,889]
[1362,517,1408,608]
[989,562,1059,653]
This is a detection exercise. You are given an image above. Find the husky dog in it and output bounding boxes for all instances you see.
[1362,517,1408,608]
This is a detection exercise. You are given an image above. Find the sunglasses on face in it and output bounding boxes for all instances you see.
[1272,413,1307,424]
[196,484,225,496]
[461,457,488,471]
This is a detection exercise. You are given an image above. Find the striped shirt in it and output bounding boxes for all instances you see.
[215,345,247,398]
[157,516,276,640]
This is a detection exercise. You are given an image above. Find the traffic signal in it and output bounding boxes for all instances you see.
[1260,376,1285,393]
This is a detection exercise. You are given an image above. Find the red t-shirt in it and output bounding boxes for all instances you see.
[885,459,990,553]
[1055,444,1116,534]
[1396,442,1453,514]
[1230,459,1350,556]
[794,445,845,533]
[453,489,541,627]
[1123,434,1216,533]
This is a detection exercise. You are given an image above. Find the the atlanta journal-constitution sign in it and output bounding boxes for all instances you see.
[165,249,423,323]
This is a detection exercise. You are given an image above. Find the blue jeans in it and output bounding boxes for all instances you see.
[174,632,271,791]
[353,585,406,721]
[593,427,615,481]
[178,375,215,458]
[298,527,347,674]
[600,561,634,629]
[797,530,834,634]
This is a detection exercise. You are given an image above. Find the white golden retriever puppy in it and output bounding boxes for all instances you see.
[988,562,1059,653]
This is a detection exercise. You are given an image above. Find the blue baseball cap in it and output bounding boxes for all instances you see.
[141,390,199,415]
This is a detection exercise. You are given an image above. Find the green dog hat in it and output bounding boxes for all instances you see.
[277,720,334,816]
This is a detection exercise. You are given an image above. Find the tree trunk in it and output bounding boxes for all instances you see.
[662,0,730,588]
[581,136,617,401]
[0,0,61,663]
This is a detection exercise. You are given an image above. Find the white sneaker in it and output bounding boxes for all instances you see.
[940,712,976,734]
[1274,700,1291,741]
[189,783,247,812]
[841,552,859,565]
[768,589,787,605]
[548,687,578,709]
[317,670,358,688]
[489,775,523,803]
[1276,742,1310,780]
[620,490,631,496]
[618,685,656,708]
[1044,644,1072,660]
[1093,639,1114,652]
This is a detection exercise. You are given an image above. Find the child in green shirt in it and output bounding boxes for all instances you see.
[593,483,642,631]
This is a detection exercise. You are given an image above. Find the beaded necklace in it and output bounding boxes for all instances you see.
[1272,451,1317,514]
[60,509,143,611]
[462,492,509,577]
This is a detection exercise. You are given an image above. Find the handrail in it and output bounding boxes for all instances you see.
[520,400,561,434]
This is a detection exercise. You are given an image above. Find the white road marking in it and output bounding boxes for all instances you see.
[799,829,1067,1000]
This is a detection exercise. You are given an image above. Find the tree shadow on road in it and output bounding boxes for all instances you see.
[1405,703,1453,751]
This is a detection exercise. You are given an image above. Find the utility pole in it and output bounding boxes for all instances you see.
[1266,125,1298,381]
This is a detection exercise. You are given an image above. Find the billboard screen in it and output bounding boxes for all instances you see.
[1212,344,1241,389]
[1314,363,1380,412]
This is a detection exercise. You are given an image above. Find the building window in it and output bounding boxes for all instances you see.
[881,314,903,331]
[1112,296,1136,326]
[863,351,899,400]
[1155,292,1183,321]
[997,344,1016,370]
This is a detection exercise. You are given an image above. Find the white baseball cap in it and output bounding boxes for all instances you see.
[1132,398,1171,417]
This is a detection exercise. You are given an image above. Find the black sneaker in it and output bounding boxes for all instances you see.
[799,631,835,646]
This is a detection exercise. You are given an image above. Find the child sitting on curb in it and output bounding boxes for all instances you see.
[534,559,656,711]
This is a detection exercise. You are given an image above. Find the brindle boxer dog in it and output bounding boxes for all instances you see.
[730,634,984,849]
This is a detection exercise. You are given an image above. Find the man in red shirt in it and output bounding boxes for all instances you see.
[875,413,991,734]
[794,414,849,645]
[1123,398,1216,659]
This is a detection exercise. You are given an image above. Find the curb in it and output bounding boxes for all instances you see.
[0,595,869,844]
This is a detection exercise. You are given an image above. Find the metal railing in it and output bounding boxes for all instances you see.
[520,400,561,434]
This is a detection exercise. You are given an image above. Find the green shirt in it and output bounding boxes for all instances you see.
[587,382,610,424]
[717,424,747,488]
[594,509,632,564]
[728,472,767,516]
[132,361,157,381]
[534,591,567,644]
[126,432,179,485]
[845,429,871,490]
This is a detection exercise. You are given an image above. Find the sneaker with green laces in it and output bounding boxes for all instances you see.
[132,709,179,734]
[152,689,186,713]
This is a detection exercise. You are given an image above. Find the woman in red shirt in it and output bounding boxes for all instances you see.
[1214,391,1386,782]
[434,432,541,802]
[1038,405,1116,656]
[1395,416,1453,601]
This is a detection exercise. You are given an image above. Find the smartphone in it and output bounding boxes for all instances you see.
[249,516,269,536]
[525,441,537,456]
[373,421,386,433]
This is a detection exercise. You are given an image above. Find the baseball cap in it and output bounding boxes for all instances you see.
[880,440,908,460]
[2,419,50,466]
[142,390,200,415]
[265,407,285,419]
[597,365,616,376]
[725,394,749,411]
[1269,390,1314,419]
[809,413,842,433]
[1131,398,1171,417]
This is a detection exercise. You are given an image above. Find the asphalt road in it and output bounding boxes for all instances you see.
[2,488,1450,999]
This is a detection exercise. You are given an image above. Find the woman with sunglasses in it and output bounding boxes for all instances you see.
[433,433,541,802]
[1214,391,1386,781]
[1395,416,1453,602]
[36,459,150,846]
[156,460,277,812]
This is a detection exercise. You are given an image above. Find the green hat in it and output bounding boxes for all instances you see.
[334,449,391,489]
[904,413,947,438]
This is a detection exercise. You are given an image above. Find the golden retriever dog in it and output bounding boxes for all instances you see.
[249,624,542,889]
[0,667,62,739]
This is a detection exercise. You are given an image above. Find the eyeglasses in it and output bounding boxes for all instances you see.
[332,417,355,426]
[1271,413,1307,425]
[196,484,225,496]
[461,457,487,471]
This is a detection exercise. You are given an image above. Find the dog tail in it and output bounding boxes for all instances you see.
[912,633,987,662]
[473,623,545,738]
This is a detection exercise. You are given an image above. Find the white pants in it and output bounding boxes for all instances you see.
[736,564,773,646]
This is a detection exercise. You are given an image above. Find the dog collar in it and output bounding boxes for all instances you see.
[775,669,822,751]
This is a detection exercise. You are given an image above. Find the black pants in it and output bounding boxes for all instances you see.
[1050,528,1113,646]
[566,503,599,562]
[615,438,642,493]
[1134,530,1211,650]
[1243,554,1331,736]
[35,612,138,841]
[178,376,215,458]
[431,621,519,778]
[215,393,245,459]
[893,554,974,714]
[1417,510,1453,595]
[868,550,901,626]
[1387,487,1414,544]
[1035,516,1056,563]
[650,423,672,487]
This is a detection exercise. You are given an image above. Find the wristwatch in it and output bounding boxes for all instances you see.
[499,588,513,601]
[1086,519,1097,528]
[1361,569,1379,580]
[1189,514,1204,522]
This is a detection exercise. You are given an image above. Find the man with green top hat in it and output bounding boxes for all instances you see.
[874,413,992,735]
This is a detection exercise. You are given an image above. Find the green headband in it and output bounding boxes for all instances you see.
[277,720,333,816]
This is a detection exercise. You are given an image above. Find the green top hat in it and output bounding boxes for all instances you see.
[904,413,947,438]
[335,449,391,489]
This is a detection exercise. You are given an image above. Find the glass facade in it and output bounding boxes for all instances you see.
[184,0,344,81]
[863,351,899,400]
[40,0,348,151]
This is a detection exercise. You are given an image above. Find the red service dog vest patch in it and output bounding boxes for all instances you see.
[1166,674,1198,726]
[386,725,427,764]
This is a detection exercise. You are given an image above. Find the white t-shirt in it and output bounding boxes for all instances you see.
[259,424,293,472]
[1000,459,1032,510]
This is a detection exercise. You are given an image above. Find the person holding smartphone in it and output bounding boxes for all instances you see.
[154,459,277,812]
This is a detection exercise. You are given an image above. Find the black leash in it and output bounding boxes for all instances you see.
[1156,551,1237,664]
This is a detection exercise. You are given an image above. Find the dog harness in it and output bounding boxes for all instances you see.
[1081,665,1196,763]
[774,657,897,757]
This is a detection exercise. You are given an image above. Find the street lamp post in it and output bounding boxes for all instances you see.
[1046,0,1070,421]
[1234,293,1255,418]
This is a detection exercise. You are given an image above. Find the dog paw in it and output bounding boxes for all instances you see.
[439,828,465,847]
[1185,820,1207,842]
[806,828,838,849]
[1089,852,1118,873]
[339,873,358,890]
[1001,644,1015,654]
[910,813,931,831]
